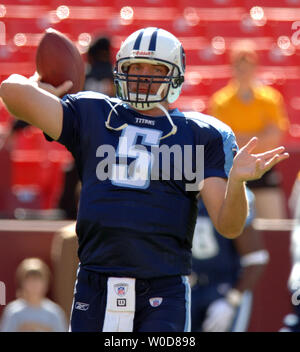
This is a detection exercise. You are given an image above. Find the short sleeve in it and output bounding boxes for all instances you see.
[0,306,18,332]
[204,130,238,179]
[44,95,81,155]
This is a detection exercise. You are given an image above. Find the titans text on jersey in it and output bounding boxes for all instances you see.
[46,91,237,279]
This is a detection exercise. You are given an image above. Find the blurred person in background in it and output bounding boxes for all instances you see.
[208,40,289,219]
[280,171,300,332]
[51,223,78,320]
[57,36,115,220]
[84,35,115,96]
[191,189,269,332]
[0,258,67,332]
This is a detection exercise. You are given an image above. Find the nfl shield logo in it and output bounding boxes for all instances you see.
[118,286,125,296]
[149,297,163,307]
[114,283,128,297]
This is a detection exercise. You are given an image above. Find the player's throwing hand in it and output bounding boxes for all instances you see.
[29,72,73,97]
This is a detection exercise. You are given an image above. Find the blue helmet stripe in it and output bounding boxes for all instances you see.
[133,29,145,50]
[148,28,159,51]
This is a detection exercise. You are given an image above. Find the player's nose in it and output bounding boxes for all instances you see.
[139,65,154,77]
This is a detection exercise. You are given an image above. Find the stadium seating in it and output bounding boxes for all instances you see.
[0,0,300,213]
[9,127,72,210]
[1,0,300,334]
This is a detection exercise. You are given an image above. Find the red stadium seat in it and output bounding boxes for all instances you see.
[0,100,13,126]
[204,19,266,39]
[258,47,298,66]
[0,45,36,63]
[3,18,50,40]
[185,47,228,66]
[115,0,178,8]
[177,0,240,9]
[0,0,299,215]
[266,20,299,38]
[10,127,71,210]
[244,0,300,9]
[51,19,109,41]
[50,0,115,5]
[3,0,51,4]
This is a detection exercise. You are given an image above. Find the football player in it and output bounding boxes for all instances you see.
[191,189,269,332]
[0,28,288,332]
[280,172,300,332]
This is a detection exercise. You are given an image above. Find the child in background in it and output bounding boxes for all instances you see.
[0,257,67,332]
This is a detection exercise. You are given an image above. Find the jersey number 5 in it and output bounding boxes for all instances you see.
[111,125,162,189]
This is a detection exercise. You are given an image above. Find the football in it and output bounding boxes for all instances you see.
[36,28,85,96]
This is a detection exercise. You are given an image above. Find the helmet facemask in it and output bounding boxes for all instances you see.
[114,58,184,111]
[108,28,185,139]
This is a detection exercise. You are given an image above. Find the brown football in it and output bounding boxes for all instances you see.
[36,28,85,96]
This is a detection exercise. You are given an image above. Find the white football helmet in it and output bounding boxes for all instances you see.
[114,27,185,111]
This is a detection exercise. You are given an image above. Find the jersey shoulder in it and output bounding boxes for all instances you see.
[63,91,122,106]
[3,299,26,315]
[182,110,235,138]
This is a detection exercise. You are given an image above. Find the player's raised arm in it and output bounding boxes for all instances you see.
[0,74,72,140]
[201,137,289,239]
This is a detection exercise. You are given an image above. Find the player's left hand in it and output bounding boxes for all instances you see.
[202,298,236,332]
[230,137,289,183]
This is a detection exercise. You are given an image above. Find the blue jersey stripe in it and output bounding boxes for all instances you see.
[223,132,237,177]
[148,28,158,51]
[181,276,191,332]
[232,291,253,332]
[69,264,81,332]
[133,29,145,50]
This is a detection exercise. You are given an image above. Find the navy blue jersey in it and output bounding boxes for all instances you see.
[192,201,241,285]
[191,188,255,285]
[46,92,237,278]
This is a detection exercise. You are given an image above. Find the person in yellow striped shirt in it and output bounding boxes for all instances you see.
[209,40,289,219]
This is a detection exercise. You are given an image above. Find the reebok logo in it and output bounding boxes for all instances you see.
[75,302,90,311]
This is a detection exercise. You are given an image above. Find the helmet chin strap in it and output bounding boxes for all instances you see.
[156,103,177,140]
[105,100,128,131]
[105,101,177,140]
